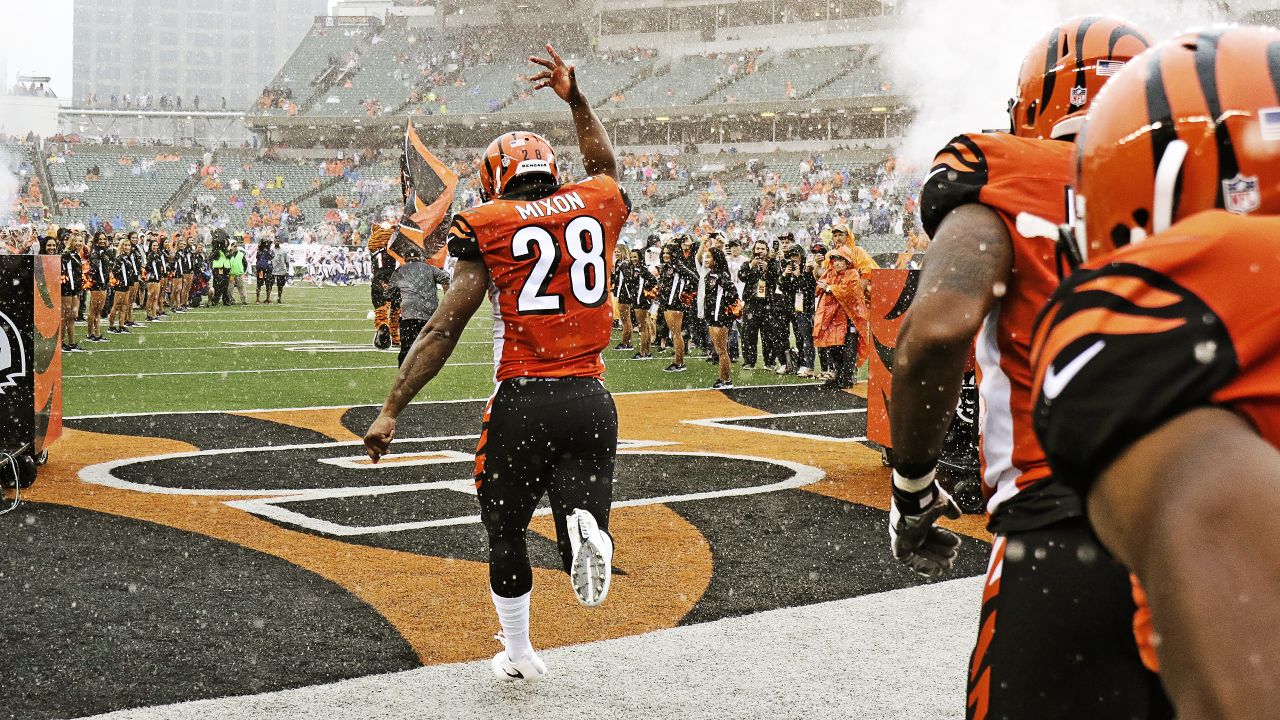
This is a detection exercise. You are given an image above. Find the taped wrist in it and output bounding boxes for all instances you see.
[892,469,938,514]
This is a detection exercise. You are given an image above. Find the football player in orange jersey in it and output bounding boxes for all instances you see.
[887,17,1172,719]
[1031,27,1280,718]
[363,44,630,684]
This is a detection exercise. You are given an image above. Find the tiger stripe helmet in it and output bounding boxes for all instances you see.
[479,132,558,200]
[1073,26,1280,263]
[1010,16,1153,140]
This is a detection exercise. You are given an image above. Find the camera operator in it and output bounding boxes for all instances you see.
[209,229,232,307]
[737,239,780,371]
[778,243,817,377]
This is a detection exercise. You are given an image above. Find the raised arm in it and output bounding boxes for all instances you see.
[528,44,618,180]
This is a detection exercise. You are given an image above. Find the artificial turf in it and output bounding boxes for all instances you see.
[62,284,812,416]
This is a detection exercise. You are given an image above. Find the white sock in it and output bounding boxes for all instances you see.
[490,590,533,661]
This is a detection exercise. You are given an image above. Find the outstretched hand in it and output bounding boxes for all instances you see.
[528,44,581,103]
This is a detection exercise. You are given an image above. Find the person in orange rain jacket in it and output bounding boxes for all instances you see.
[812,244,869,390]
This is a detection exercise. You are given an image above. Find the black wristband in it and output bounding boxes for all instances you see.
[885,447,938,481]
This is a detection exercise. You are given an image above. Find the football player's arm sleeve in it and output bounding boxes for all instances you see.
[380,256,489,420]
[569,93,618,180]
[889,203,1011,479]
[446,215,480,261]
[919,135,989,238]
[1086,407,1280,715]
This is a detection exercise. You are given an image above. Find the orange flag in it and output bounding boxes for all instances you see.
[390,120,458,263]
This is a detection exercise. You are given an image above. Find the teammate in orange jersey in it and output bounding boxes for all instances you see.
[887,17,1171,719]
[1031,27,1280,718]
[363,44,631,683]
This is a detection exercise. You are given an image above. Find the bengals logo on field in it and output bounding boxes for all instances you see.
[0,310,28,395]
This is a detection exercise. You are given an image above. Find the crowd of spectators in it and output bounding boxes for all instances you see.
[622,154,924,257]
[610,223,914,389]
[7,81,57,98]
[0,222,377,353]
[78,93,228,111]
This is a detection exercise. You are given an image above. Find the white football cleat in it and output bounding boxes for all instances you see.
[490,633,547,683]
[567,508,612,607]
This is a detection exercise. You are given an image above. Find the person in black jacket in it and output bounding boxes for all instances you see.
[124,232,144,328]
[657,242,697,372]
[59,233,86,351]
[778,244,817,377]
[86,232,113,342]
[627,248,659,359]
[737,240,780,370]
[107,237,137,334]
[699,246,740,389]
[145,238,166,322]
[207,230,232,308]
[610,245,636,351]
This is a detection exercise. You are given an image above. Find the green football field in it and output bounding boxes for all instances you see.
[62,284,812,417]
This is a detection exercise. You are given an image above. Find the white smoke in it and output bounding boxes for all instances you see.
[0,148,17,228]
[883,0,1230,172]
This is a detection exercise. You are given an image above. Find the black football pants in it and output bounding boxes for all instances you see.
[475,377,617,598]
[968,516,1173,720]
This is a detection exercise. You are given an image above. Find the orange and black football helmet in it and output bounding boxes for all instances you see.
[479,132,558,200]
[1071,26,1280,263]
[1010,16,1153,140]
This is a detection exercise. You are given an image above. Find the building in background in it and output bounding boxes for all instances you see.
[71,0,329,111]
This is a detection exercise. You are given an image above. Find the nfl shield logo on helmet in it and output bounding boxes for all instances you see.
[1223,174,1261,215]
[1069,86,1088,108]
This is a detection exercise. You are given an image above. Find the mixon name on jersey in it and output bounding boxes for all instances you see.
[514,191,588,220]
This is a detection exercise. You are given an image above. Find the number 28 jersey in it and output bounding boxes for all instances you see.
[448,174,631,382]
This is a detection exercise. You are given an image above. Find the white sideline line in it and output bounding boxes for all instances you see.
[63,363,493,379]
[683,408,868,443]
[64,382,826,419]
[74,341,492,354]
[116,327,493,336]
[221,340,340,346]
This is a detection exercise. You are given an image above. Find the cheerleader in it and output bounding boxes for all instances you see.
[124,232,144,327]
[698,246,741,389]
[107,237,137,333]
[610,245,635,351]
[86,232,112,342]
[656,242,697,372]
[145,238,166,321]
[59,233,85,351]
[174,238,193,312]
[628,248,659,360]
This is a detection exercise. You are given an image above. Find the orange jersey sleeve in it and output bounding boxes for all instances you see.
[920,132,1078,525]
[451,174,631,382]
[1031,211,1280,494]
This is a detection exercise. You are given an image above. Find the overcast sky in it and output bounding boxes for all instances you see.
[0,1,342,100]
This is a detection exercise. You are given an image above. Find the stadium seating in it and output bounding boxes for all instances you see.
[47,146,200,226]
[606,54,745,109]
[258,25,376,115]
[706,46,866,104]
